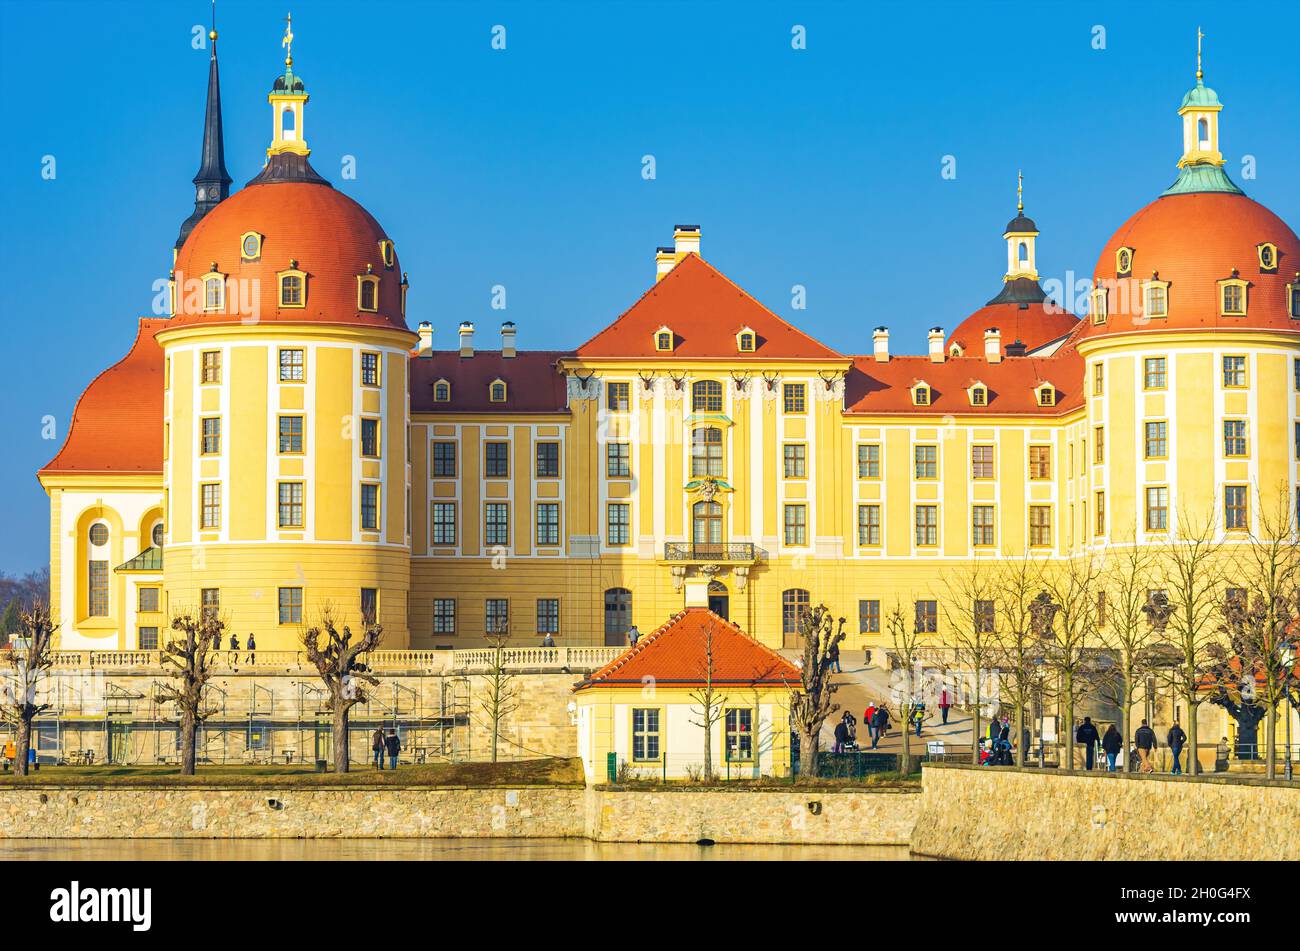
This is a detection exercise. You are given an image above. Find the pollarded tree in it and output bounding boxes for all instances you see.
[301,608,382,773]
[0,603,57,776]
[155,610,224,775]
[788,603,845,780]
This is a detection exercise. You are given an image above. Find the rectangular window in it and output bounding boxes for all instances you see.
[278,415,304,454]
[1144,421,1168,459]
[277,587,302,624]
[606,442,631,478]
[1294,357,1300,392]
[486,598,509,634]
[971,505,995,546]
[1092,363,1104,396]
[1029,445,1051,480]
[200,587,220,621]
[535,441,559,478]
[1029,505,1052,547]
[278,482,304,528]
[360,587,378,622]
[535,503,560,546]
[725,708,754,761]
[631,708,660,762]
[1222,419,1247,457]
[1145,487,1169,531]
[857,444,880,479]
[857,505,881,546]
[607,503,630,545]
[1095,491,1106,536]
[484,503,510,546]
[88,561,109,617]
[1093,426,1105,464]
[200,483,221,529]
[200,417,221,455]
[1221,355,1246,388]
[782,383,806,414]
[431,502,457,545]
[974,599,996,634]
[971,444,994,479]
[432,599,456,635]
[201,350,222,384]
[137,587,160,613]
[915,600,938,634]
[484,441,509,478]
[783,443,806,478]
[783,504,807,546]
[606,382,630,412]
[536,598,560,635]
[360,352,380,386]
[914,444,937,479]
[1224,485,1248,531]
[360,418,380,458]
[1145,283,1167,317]
[431,441,457,477]
[279,349,305,382]
[138,626,159,650]
[692,380,724,413]
[1143,357,1167,389]
[859,599,880,634]
[360,483,379,531]
[915,505,938,546]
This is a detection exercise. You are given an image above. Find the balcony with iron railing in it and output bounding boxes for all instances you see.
[661,542,764,564]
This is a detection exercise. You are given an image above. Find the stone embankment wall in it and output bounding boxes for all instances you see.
[911,764,1300,861]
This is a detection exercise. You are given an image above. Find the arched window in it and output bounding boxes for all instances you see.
[692,500,723,547]
[489,380,507,402]
[1018,241,1029,266]
[782,588,809,636]
[691,427,723,477]
[357,275,379,312]
[1197,117,1209,149]
[282,105,296,133]
[433,381,451,402]
[87,522,110,618]
[151,522,164,548]
[279,273,304,307]
[604,588,632,644]
[203,275,225,312]
[692,379,724,413]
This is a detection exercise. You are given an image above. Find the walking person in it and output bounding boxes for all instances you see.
[229,633,239,652]
[371,728,385,769]
[911,702,925,738]
[833,717,849,754]
[872,705,891,747]
[842,710,858,748]
[1075,716,1100,771]
[864,703,878,748]
[938,688,951,725]
[1102,723,1122,771]
[1167,721,1187,775]
[383,728,401,770]
[627,625,641,648]
[829,641,842,674]
[246,633,256,665]
[1134,719,1157,773]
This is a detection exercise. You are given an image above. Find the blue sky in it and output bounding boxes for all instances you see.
[1,0,1297,573]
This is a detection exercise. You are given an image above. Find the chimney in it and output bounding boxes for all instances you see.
[416,321,432,357]
[458,321,474,358]
[1006,339,1028,357]
[655,246,676,283]
[500,321,517,358]
[928,327,945,363]
[984,328,1002,364]
[872,326,889,363]
[673,224,701,257]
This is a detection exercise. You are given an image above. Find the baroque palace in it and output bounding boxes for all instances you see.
[39,25,1300,659]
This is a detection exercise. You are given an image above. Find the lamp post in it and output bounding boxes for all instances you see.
[1283,643,1295,782]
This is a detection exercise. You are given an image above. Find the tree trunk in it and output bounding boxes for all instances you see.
[1265,705,1276,781]
[1063,673,1075,770]
[971,683,982,766]
[1015,705,1025,767]
[1186,704,1200,776]
[703,715,713,781]
[901,706,911,771]
[179,707,197,775]
[333,705,350,773]
[799,727,818,779]
[14,716,31,776]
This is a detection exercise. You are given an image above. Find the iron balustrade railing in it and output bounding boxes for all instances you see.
[662,542,760,562]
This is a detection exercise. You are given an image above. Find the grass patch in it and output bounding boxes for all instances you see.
[608,772,921,792]
[0,757,584,789]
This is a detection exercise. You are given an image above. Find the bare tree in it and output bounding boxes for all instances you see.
[992,554,1046,766]
[885,601,924,768]
[0,603,57,775]
[687,617,727,781]
[1039,557,1103,769]
[301,608,382,773]
[788,603,845,780]
[478,626,519,764]
[155,610,224,774]
[942,557,1001,764]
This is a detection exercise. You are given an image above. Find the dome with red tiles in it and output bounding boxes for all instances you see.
[1084,191,1299,338]
[170,167,408,332]
[948,296,1079,357]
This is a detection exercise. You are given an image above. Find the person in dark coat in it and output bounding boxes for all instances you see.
[938,688,952,725]
[871,705,891,746]
[371,729,385,769]
[833,719,850,754]
[1101,724,1122,771]
[1076,717,1101,770]
[1167,721,1188,775]
[383,729,401,770]
[229,633,239,651]
[246,633,256,665]
[828,641,842,673]
[1134,719,1157,773]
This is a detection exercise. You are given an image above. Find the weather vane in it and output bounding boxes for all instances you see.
[1196,26,1204,80]
[283,12,295,67]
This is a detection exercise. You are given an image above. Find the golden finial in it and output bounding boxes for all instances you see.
[282,12,295,67]
[1196,26,1204,80]
[1017,169,1024,214]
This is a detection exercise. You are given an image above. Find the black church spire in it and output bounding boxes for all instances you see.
[175,24,233,252]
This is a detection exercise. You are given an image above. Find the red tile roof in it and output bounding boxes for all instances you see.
[576,254,845,361]
[575,607,801,690]
[410,350,571,414]
[947,300,1080,356]
[39,319,166,476]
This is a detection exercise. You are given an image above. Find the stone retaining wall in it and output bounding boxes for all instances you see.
[911,764,1300,861]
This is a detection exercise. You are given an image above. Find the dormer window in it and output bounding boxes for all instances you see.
[1142,277,1169,319]
[489,379,507,403]
[240,231,263,261]
[1036,383,1056,407]
[202,266,226,313]
[1288,276,1300,319]
[357,274,380,312]
[968,383,988,406]
[1115,247,1133,277]
[911,382,931,407]
[433,380,451,402]
[379,240,396,269]
[949,343,964,358]
[278,263,307,308]
[1219,276,1248,317]
[1257,243,1277,273]
[1090,286,1108,325]
[654,327,674,352]
[736,327,756,352]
